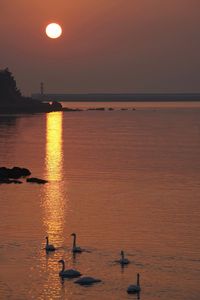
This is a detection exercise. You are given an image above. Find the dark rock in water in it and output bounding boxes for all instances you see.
[50,101,63,111]
[0,166,31,179]
[11,179,22,184]
[0,167,8,178]
[95,107,105,110]
[0,177,22,184]
[26,177,48,184]
[10,167,31,178]
[62,107,83,112]
[87,107,105,111]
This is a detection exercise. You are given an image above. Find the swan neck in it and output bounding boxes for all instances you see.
[137,274,140,286]
[73,235,76,248]
[46,237,49,246]
[61,261,65,272]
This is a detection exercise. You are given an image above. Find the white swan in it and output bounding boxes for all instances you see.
[127,273,141,294]
[58,259,82,278]
[45,236,56,251]
[74,276,102,285]
[117,250,130,265]
[71,233,83,253]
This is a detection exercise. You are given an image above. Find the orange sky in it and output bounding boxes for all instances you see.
[1,0,200,95]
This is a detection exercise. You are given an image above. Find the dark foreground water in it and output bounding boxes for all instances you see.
[0,102,200,299]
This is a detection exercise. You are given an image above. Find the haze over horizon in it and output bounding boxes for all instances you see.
[1,0,200,96]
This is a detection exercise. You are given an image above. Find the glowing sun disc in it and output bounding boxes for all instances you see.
[46,23,62,39]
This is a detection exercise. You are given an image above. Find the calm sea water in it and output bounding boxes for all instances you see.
[0,102,200,300]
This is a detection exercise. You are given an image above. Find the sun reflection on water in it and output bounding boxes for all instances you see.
[39,112,69,299]
[43,111,66,244]
[46,111,63,181]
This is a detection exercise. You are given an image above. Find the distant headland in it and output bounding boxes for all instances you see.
[0,69,62,114]
[32,93,200,102]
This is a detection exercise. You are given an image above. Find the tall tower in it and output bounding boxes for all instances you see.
[40,82,44,96]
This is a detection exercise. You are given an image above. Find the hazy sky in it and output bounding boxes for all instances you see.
[1,0,200,95]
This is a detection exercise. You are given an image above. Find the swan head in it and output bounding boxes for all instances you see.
[58,259,64,264]
[71,233,76,237]
[121,250,124,256]
[45,236,48,240]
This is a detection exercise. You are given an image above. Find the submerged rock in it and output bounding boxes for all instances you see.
[62,107,83,112]
[26,177,48,184]
[0,178,22,184]
[87,107,105,111]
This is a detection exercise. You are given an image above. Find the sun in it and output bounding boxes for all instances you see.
[45,23,62,39]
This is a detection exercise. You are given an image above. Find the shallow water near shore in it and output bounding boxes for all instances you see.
[0,102,200,299]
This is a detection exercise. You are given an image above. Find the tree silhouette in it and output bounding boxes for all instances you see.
[0,68,21,101]
[0,68,62,113]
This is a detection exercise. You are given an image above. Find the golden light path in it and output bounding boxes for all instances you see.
[44,111,65,244]
[40,112,71,300]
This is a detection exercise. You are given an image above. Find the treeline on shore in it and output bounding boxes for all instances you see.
[0,68,62,113]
